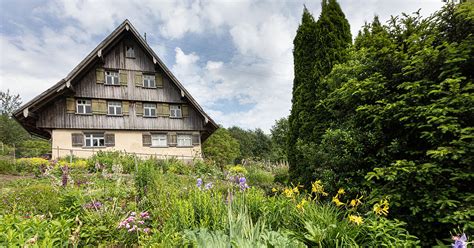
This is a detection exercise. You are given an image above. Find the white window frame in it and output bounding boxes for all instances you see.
[170,105,182,118]
[108,101,122,115]
[105,71,119,85]
[151,134,167,147]
[125,45,135,58]
[143,74,156,88]
[76,99,92,114]
[177,134,192,147]
[84,133,105,147]
[143,103,156,117]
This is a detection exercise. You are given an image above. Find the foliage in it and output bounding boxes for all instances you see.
[202,128,240,168]
[291,3,474,244]
[288,1,352,183]
[227,126,273,162]
[15,157,49,173]
[270,117,289,161]
[16,139,51,158]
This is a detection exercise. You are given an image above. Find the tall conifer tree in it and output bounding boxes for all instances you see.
[288,7,319,180]
[288,0,351,182]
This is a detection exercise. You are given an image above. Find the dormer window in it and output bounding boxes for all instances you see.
[170,105,182,118]
[143,74,156,88]
[105,71,119,85]
[125,45,135,58]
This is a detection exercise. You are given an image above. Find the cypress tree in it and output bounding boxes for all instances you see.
[288,1,352,183]
[288,7,319,181]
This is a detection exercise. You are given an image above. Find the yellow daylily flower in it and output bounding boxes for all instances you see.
[348,215,364,225]
[337,188,345,195]
[332,196,344,206]
[373,199,390,216]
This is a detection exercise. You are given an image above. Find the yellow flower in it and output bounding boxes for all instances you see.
[373,199,390,216]
[337,188,345,195]
[332,196,344,206]
[349,195,363,208]
[296,198,308,211]
[293,186,299,194]
[348,215,364,225]
[311,180,328,197]
[283,188,294,198]
[272,188,278,192]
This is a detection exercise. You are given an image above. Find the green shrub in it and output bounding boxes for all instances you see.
[0,183,60,215]
[16,139,51,158]
[0,156,16,174]
[15,157,49,174]
[228,165,248,176]
[273,167,289,185]
[246,167,274,190]
[88,151,136,173]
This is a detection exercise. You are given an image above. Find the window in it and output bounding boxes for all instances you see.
[170,105,182,118]
[177,134,192,147]
[143,103,156,117]
[143,74,156,88]
[151,134,167,147]
[125,45,135,58]
[76,99,92,114]
[105,71,119,85]
[84,133,105,147]
[108,101,122,115]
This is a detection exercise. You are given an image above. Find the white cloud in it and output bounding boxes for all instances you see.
[0,0,445,131]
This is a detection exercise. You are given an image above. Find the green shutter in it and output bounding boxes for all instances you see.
[158,103,169,116]
[135,102,143,116]
[122,101,129,115]
[66,98,75,114]
[156,73,163,88]
[182,105,189,117]
[99,100,107,115]
[167,132,177,146]
[96,68,105,84]
[119,70,128,86]
[92,99,100,114]
[135,72,143,87]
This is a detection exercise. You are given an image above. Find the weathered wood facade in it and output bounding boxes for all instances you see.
[13,20,218,158]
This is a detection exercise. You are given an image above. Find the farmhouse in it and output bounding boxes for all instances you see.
[13,20,218,159]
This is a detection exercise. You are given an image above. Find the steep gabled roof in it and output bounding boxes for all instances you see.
[14,19,218,138]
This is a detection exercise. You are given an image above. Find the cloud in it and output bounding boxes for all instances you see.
[0,0,445,132]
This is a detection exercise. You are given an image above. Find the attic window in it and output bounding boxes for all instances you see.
[125,45,135,58]
[76,99,92,114]
[143,74,156,88]
[105,71,119,85]
[170,105,182,118]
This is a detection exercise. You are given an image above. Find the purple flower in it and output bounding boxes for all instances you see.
[140,211,150,219]
[126,216,135,223]
[128,225,137,232]
[239,177,246,184]
[452,233,467,248]
[239,183,249,191]
[143,228,151,234]
[125,223,130,229]
[205,182,213,190]
[138,220,145,225]
[196,178,203,188]
[84,201,102,210]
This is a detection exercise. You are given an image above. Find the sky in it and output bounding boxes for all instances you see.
[0,0,445,132]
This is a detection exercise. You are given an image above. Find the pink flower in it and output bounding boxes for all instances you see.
[125,223,130,229]
[140,211,150,219]
[138,220,145,225]
[128,225,137,232]
[143,228,151,234]
[130,212,136,216]
[126,216,135,223]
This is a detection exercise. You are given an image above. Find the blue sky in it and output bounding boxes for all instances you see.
[0,0,445,132]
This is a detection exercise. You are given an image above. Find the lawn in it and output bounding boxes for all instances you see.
[0,152,419,247]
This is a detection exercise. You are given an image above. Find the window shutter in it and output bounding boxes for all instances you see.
[182,105,189,117]
[119,70,128,86]
[135,102,143,116]
[92,99,100,114]
[99,100,107,115]
[167,132,177,146]
[66,98,75,114]
[135,72,143,87]
[105,133,115,147]
[156,73,163,88]
[96,68,105,84]
[142,133,151,146]
[122,101,129,115]
[163,103,170,116]
[192,132,200,146]
[71,133,83,147]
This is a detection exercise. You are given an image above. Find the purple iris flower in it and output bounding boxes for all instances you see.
[452,233,467,248]
[239,177,246,184]
[205,182,213,190]
[197,178,203,188]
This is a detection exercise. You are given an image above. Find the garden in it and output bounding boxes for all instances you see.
[0,151,420,247]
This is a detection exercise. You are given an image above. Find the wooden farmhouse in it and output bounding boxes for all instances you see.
[13,20,218,159]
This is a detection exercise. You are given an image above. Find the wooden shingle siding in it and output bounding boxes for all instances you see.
[37,98,204,130]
